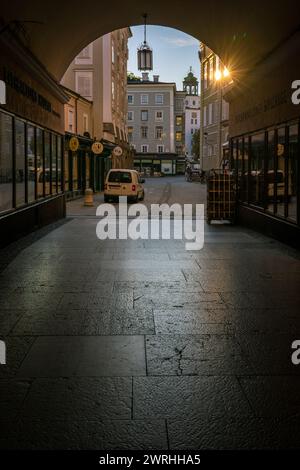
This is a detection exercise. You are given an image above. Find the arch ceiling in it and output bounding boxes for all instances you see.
[1,0,299,80]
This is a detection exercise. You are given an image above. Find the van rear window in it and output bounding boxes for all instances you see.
[108,171,132,183]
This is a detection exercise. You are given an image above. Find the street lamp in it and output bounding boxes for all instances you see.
[137,14,153,71]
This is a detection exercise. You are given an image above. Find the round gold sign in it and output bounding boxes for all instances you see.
[69,136,79,152]
[112,146,123,157]
[92,141,104,155]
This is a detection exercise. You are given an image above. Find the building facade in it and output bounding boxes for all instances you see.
[61,28,133,172]
[182,69,200,159]
[200,43,230,170]
[128,73,188,176]
[227,30,300,247]
[0,25,67,246]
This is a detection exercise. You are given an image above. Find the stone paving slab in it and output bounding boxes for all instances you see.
[236,332,300,375]
[0,419,168,450]
[0,336,36,378]
[168,415,300,449]
[145,334,255,376]
[238,376,300,417]
[133,376,253,419]
[20,377,132,420]
[17,336,146,377]
[0,379,31,420]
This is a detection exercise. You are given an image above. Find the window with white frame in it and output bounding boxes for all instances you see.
[128,94,134,104]
[141,145,149,153]
[155,126,163,139]
[157,145,164,153]
[112,81,115,100]
[112,42,115,64]
[141,126,148,138]
[75,44,93,65]
[203,106,207,127]
[141,110,148,121]
[83,114,88,133]
[155,94,163,104]
[155,111,163,121]
[208,103,213,125]
[75,71,93,100]
[128,111,134,121]
[127,126,133,142]
[68,109,74,132]
[141,94,149,104]
[204,62,208,89]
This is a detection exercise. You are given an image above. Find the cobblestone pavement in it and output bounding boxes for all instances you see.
[1,177,300,449]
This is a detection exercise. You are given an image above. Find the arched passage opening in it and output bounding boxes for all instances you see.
[0,2,300,246]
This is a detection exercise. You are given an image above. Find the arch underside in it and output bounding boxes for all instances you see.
[1,0,299,80]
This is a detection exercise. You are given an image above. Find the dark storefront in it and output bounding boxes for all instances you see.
[0,30,67,246]
[227,31,300,248]
[133,154,185,176]
[64,134,112,199]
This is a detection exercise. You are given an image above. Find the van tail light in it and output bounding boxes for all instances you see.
[132,184,136,191]
[104,184,107,190]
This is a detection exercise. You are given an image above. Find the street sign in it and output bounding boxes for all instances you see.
[92,141,104,154]
[69,136,79,152]
[112,146,123,157]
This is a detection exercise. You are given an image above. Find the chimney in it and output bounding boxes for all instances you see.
[153,75,159,83]
[142,72,149,82]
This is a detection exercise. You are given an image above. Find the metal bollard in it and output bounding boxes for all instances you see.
[84,188,94,206]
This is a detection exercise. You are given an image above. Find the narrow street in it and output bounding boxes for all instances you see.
[67,176,206,216]
[1,177,300,449]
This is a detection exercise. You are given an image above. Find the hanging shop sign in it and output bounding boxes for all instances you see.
[92,141,104,155]
[112,146,123,157]
[69,136,79,152]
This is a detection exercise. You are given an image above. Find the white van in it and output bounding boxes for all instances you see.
[104,169,145,203]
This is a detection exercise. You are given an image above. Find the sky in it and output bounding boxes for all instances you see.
[127,26,200,90]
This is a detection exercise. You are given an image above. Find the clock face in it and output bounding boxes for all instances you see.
[113,146,123,157]
[69,137,79,152]
[92,142,104,154]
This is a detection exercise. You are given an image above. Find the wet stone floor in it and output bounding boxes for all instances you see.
[0,216,300,449]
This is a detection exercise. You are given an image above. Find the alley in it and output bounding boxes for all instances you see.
[0,177,300,450]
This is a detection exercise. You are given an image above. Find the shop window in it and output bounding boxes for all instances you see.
[176,116,182,126]
[86,153,90,188]
[237,139,243,199]
[51,134,57,194]
[249,133,265,207]
[44,132,51,196]
[276,127,286,217]
[73,153,78,190]
[15,119,25,207]
[36,128,44,198]
[176,132,182,142]
[27,125,36,203]
[266,130,275,214]
[241,138,249,202]
[288,124,298,222]
[64,149,69,192]
[0,112,13,212]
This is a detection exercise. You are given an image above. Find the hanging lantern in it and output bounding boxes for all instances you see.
[137,14,153,71]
